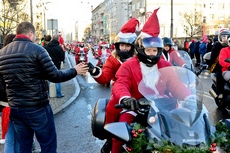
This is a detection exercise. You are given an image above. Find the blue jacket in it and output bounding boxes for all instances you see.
[0,37,77,107]
[199,42,207,54]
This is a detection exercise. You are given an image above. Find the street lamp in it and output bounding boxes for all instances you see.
[170,0,174,38]
[30,0,33,24]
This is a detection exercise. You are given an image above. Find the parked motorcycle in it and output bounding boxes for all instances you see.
[91,66,216,152]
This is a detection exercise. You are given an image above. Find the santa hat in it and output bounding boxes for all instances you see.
[100,41,108,47]
[140,8,160,38]
[117,18,140,39]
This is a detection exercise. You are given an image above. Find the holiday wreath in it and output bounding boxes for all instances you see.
[123,121,230,153]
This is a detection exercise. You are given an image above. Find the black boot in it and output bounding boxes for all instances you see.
[101,139,112,153]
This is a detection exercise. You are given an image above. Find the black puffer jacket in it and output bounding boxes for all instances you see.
[0,37,77,107]
[45,39,65,69]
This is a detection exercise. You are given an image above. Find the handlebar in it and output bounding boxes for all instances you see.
[115,104,125,108]
[115,98,151,109]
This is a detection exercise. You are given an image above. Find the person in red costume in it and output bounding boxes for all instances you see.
[161,37,187,68]
[96,42,111,67]
[87,17,140,153]
[75,43,88,64]
[110,8,191,153]
[218,30,230,83]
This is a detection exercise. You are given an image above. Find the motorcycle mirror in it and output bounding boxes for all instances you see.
[104,122,133,142]
[225,58,230,63]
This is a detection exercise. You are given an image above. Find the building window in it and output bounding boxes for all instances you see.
[210,3,214,9]
[203,16,206,23]
[211,14,214,20]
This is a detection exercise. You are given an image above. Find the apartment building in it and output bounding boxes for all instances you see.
[91,0,230,44]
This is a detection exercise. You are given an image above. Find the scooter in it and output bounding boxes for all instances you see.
[91,66,217,152]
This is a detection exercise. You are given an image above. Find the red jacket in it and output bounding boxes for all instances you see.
[161,49,185,67]
[112,56,191,102]
[219,46,230,72]
[59,36,64,45]
[93,54,121,85]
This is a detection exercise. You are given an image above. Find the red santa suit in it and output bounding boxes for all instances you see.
[161,49,186,67]
[109,56,191,153]
[219,47,230,72]
[92,51,121,85]
[75,47,88,64]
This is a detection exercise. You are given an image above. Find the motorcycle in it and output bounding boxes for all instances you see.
[204,52,230,112]
[91,66,216,152]
[75,49,86,64]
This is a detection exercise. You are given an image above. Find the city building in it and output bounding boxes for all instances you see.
[90,0,230,44]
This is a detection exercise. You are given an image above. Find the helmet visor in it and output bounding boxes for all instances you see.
[116,36,136,44]
[142,37,163,48]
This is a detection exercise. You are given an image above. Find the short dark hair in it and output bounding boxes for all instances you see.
[45,35,51,41]
[53,35,59,41]
[16,22,35,35]
[3,34,16,47]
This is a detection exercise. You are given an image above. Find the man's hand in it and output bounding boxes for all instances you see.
[88,62,95,73]
[74,62,89,75]
[121,97,139,110]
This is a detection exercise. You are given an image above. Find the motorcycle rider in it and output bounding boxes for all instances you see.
[218,31,230,83]
[88,17,140,153]
[96,42,111,67]
[209,29,230,97]
[161,37,187,67]
[75,43,88,64]
[110,8,191,153]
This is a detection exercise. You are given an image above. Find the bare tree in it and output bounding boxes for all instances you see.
[0,0,28,38]
[179,10,204,38]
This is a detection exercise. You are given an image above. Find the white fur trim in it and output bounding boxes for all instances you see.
[120,110,137,116]
[119,96,131,104]
[138,31,152,38]
[118,32,137,38]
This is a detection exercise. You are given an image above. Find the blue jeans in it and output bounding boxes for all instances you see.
[56,83,63,97]
[10,104,57,153]
[4,121,19,153]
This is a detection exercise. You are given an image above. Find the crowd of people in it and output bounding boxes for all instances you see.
[0,6,230,153]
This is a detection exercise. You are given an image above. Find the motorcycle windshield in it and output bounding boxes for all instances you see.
[138,66,204,126]
[178,51,194,69]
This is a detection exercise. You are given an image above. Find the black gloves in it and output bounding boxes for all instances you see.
[121,97,139,110]
[88,62,95,73]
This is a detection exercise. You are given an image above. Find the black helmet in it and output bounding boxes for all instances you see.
[79,43,84,48]
[135,36,163,67]
[163,37,173,46]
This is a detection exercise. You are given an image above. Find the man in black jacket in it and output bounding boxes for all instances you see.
[0,22,89,153]
[45,35,65,98]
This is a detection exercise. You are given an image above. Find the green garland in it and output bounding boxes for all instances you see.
[123,122,230,153]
